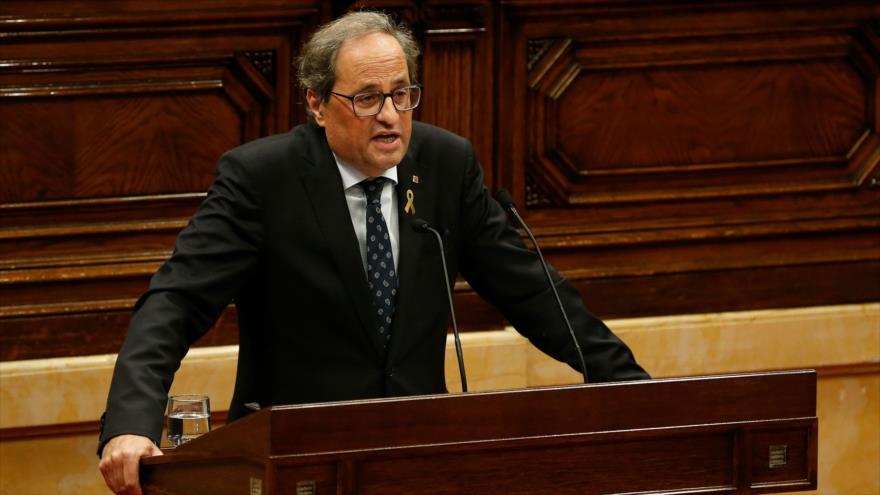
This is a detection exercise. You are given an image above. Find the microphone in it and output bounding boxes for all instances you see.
[412,218,468,393]
[494,190,589,384]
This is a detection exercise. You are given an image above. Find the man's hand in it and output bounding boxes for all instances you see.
[99,434,163,495]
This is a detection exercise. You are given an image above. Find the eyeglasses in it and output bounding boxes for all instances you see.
[330,85,422,117]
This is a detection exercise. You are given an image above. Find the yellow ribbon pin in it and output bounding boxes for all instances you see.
[404,189,415,215]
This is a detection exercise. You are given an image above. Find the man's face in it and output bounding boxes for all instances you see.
[307,32,413,177]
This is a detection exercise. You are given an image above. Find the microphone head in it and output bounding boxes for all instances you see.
[494,189,516,211]
[411,218,430,232]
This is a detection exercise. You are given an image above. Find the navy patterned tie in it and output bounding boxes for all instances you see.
[360,178,397,345]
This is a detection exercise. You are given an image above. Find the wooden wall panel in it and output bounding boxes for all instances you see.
[528,36,873,202]
[1,93,238,201]
[497,0,880,324]
[419,2,493,182]
[0,0,317,361]
[423,39,479,146]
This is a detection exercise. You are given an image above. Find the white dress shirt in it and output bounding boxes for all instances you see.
[334,154,400,274]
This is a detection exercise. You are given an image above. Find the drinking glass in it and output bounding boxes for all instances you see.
[166,394,211,447]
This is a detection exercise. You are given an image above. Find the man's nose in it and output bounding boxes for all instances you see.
[376,95,399,124]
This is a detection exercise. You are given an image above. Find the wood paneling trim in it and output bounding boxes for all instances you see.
[851,134,880,184]
[0,299,137,318]
[0,411,230,442]
[0,307,241,361]
[0,420,101,442]
[564,180,861,204]
[0,194,204,230]
[0,253,170,272]
[0,79,222,98]
[796,363,879,379]
[0,5,319,36]
[1,220,187,241]
[505,2,877,40]
[568,156,845,178]
[424,28,486,35]
[529,217,880,247]
[570,31,854,70]
[454,260,880,324]
[0,52,231,71]
[0,193,205,210]
[1,262,161,285]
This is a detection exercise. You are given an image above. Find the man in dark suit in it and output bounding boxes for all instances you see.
[98,11,648,495]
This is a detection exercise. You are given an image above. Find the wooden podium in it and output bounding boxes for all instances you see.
[141,370,817,494]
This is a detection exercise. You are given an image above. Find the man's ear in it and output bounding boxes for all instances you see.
[306,89,326,127]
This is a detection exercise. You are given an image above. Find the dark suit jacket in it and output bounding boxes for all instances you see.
[99,121,648,451]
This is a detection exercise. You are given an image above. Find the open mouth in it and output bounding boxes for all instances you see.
[373,132,399,143]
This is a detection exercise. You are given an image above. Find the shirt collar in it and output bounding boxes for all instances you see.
[333,153,398,191]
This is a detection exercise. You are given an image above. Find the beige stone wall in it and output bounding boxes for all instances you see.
[1,303,878,495]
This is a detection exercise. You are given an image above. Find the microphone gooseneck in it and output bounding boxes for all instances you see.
[494,190,589,384]
[411,218,468,393]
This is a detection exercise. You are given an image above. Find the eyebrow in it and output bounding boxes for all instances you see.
[353,77,411,93]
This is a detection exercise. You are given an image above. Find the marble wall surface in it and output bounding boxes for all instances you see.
[1,303,878,494]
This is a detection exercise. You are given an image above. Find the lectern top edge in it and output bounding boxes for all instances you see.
[267,368,816,412]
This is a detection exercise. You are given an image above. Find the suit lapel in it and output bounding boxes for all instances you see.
[297,128,387,360]
[388,154,430,361]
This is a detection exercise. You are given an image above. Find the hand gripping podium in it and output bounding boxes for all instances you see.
[141,370,817,494]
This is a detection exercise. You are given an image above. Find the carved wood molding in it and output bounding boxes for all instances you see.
[0,410,231,442]
[0,67,275,200]
[422,3,487,32]
[524,174,553,208]
[491,0,880,332]
[243,50,277,85]
[524,31,878,207]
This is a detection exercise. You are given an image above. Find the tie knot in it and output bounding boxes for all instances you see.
[360,178,388,204]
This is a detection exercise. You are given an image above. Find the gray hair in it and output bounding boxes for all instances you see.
[297,11,420,119]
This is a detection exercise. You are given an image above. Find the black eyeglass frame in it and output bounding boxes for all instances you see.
[329,84,422,117]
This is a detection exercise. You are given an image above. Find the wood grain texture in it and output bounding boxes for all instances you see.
[418,1,494,184]
[526,32,875,202]
[0,0,313,361]
[252,372,816,456]
[422,40,477,144]
[0,306,240,361]
[355,434,735,495]
[556,61,864,172]
[140,372,818,494]
[141,458,266,495]
[497,0,880,331]
[0,94,237,202]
